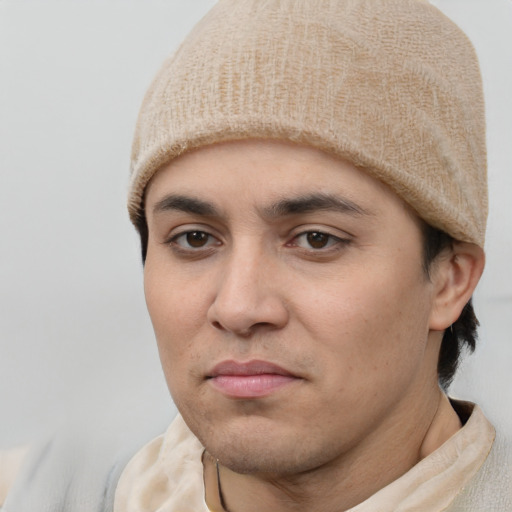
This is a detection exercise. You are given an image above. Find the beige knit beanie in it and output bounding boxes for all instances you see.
[128,0,487,247]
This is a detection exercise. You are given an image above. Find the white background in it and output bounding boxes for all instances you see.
[0,0,511,448]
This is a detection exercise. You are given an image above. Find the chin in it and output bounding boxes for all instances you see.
[198,420,333,477]
[217,444,306,476]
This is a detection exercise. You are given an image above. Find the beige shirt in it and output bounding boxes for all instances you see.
[114,402,499,512]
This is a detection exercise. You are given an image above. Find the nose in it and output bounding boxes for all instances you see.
[207,246,289,337]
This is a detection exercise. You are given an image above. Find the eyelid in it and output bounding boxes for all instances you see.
[164,222,221,240]
[164,224,223,252]
[172,231,219,248]
[286,226,353,252]
[288,224,352,240]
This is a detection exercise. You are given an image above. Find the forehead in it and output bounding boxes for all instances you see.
[145,139,414,221]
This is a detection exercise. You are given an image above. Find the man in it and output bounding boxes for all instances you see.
[114,0,508,509]
[1,0,510,510]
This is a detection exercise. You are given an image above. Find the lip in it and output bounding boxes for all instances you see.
[207,360,300,398]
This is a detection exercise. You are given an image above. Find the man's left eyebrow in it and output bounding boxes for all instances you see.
[262,193,373,218]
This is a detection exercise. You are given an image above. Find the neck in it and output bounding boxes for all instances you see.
[204,390,462,512]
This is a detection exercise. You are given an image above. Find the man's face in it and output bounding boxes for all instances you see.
[144,139,441,476]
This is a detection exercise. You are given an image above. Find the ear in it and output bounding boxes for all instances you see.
[429,242,485,331]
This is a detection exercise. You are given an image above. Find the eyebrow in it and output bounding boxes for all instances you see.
[152,195,219,217]
[262,193,372,218]
[151,192,372,220]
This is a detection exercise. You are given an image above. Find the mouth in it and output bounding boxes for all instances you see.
[206,360,300,398]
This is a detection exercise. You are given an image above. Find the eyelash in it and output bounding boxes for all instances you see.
[168,230,221,252]
[167,228,350,257]
[287,231,349,251]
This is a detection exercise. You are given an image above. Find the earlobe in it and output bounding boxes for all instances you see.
[429,242,485,331]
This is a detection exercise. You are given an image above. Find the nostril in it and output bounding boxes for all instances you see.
[207,290,290,335]
[211,320,224,331]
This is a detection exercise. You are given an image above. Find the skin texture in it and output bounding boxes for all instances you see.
[143,139,484,511]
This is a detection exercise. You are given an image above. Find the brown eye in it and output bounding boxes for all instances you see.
[306,232,329,249]
[170,230,219,251]
[185,231,210,248]
[290,230,347,252]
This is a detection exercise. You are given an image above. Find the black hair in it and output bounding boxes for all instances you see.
[136,209,149,263]
[421,223,478,390]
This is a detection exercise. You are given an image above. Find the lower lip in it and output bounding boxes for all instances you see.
[208,374,297,398]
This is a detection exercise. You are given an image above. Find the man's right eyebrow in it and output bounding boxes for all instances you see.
[152,194,218,217]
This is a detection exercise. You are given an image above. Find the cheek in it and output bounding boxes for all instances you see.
[301,264,433,388]
[145,281,202,404]
[144,263,208,369]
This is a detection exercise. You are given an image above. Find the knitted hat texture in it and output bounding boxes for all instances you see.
[129,0,487,246]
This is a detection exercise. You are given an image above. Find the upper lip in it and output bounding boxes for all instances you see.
[207,359,296,378]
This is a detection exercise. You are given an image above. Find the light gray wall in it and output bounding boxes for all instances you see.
[0,0,511,448]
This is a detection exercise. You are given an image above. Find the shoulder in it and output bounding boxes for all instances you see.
[1,424,140,512]
[114,414,208,512]
[447,402,512,511]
